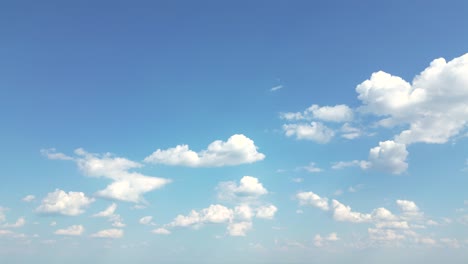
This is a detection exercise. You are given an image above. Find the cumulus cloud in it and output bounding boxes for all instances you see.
[93,203,125,227]
[139,216,154,225]
[22,195,35,202]
[217,176,268,202]
[283,122,335,143]
[331,200,372,223]
[36,189,94,216]
[281,104,353,123]
[296,192,329,211]
[169,204,234,228]
[357,54,468,144]
[2,217,26,228]
[227,221,252,236]
[255,205,278,219]
[314,232,340,247]
[91,229,123,239]
[144,134,265,167]
[368,228,405,241]
[298,162,323,173]
[152,228,171,235]
[54,225,84,236]
[40,148,73,160]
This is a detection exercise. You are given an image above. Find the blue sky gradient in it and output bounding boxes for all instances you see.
[1,1,468,263]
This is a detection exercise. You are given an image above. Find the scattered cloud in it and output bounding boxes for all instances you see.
[227,221,252,236]
[314,232,340,247]
[93,203,125,227]
[40,148,73,160]
[255,205,278,219]
[283,122,335,143]
[152,228,171,235]
[281,104,353,123]
[144,134,265,167]
[270,85,283,92]
[22,195,35,202]
[296,192,329,211]
[217,176,268,202]
[91,229,123,239]
[54,225,84,236]
[2,217,25,228]
[36,189,94,216]
[297,162,323,173]
[139,216,155,225]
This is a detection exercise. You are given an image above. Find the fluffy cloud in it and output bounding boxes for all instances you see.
[139,216,153,225]
[227,221,252,236]
[367,140,408,174]
[2,217,25,228]
[314,232,340,247]
[54,225,84,236]
[40,148,73,160]
[256,205,278,219]
[357,54,468,144]
[93,203,125,227]
[22,195,35,202]
[36,189,94,216]
[144,134,265,167]
[169,204,234,228]
[152,228,171,235]
[298,162,323,173]
[296,192,329,211]
[72,149,171,203]
[91,229,123,239]
[331,200,372,223]
[217,176,268,202]
[283,122,335,143]
[368,228,405,241]
[281,104,353,123]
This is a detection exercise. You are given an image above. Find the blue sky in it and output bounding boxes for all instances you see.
[1,1,468,263]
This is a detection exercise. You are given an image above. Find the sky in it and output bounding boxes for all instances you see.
[1,1,468,263]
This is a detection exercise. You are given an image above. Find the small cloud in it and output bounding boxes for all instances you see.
[297,162,322,173]
[152,228,171,235]
[292,178,303,183]
[54,225,84,236]
[91,229,123,239]
[22,195,35,202]
[270,85,283,92]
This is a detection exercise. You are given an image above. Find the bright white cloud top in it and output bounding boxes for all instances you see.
[144,134,265,167]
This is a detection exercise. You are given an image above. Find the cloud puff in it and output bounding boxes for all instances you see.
[367,140,408,174]
[357,54,468,144]
[54,225,84,236]
[281,104,353,123]
[298,162,323,173]
[139,216,155,225]
[144,134,265,167]
[91,229,123,239]
[217,176,268,202]
[2,217,26,228]
[227,221,252,236]
[73,149,171,203]
[22,195,35,202]
[270,85,283,92]
[40,148,73,160]
[283,122,335,143]
[314,232,340,247]
[169,204,234,228]
[296,192,329,211]
[93,203,125,227]
[152,228,171,235]
[36,189,94,216]
[331,200,372,223]
[255,205,278,219]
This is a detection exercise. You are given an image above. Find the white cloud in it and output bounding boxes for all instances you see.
[331,160,370,170]
[169,204,234,228]
[139,216,153,225]
[54,225,84,236]
[91,229,123,239]
[50,221,57,226]
[298,162,322,173]
[2,217,25,228]
[93,203,117,218]
[36,189,94,216]
[314,232,340,247]
[396,200,423,219]
[331,200,372,223]
[255,205,278,219]
[144,134,265,167]
[0,207,6,223]
[227,221,252,236]
[270,85,283,92]
[375,221,410,229]
[73,149,171,203]
[368,228,405,241]
[296,192,329,211]
[283,122,335,143]
[152,228,171,235]
[281,104,353,123]
[217,176,268,202]
[234,205,253,221]
[22,195,35,202]
[367,140,408,174]
[340,123,363,139]
[292,178,303,183]
[40,148,73,160]
[357,54,468,144]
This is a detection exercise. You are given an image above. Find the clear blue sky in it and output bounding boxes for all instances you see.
[1,1,468,263]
